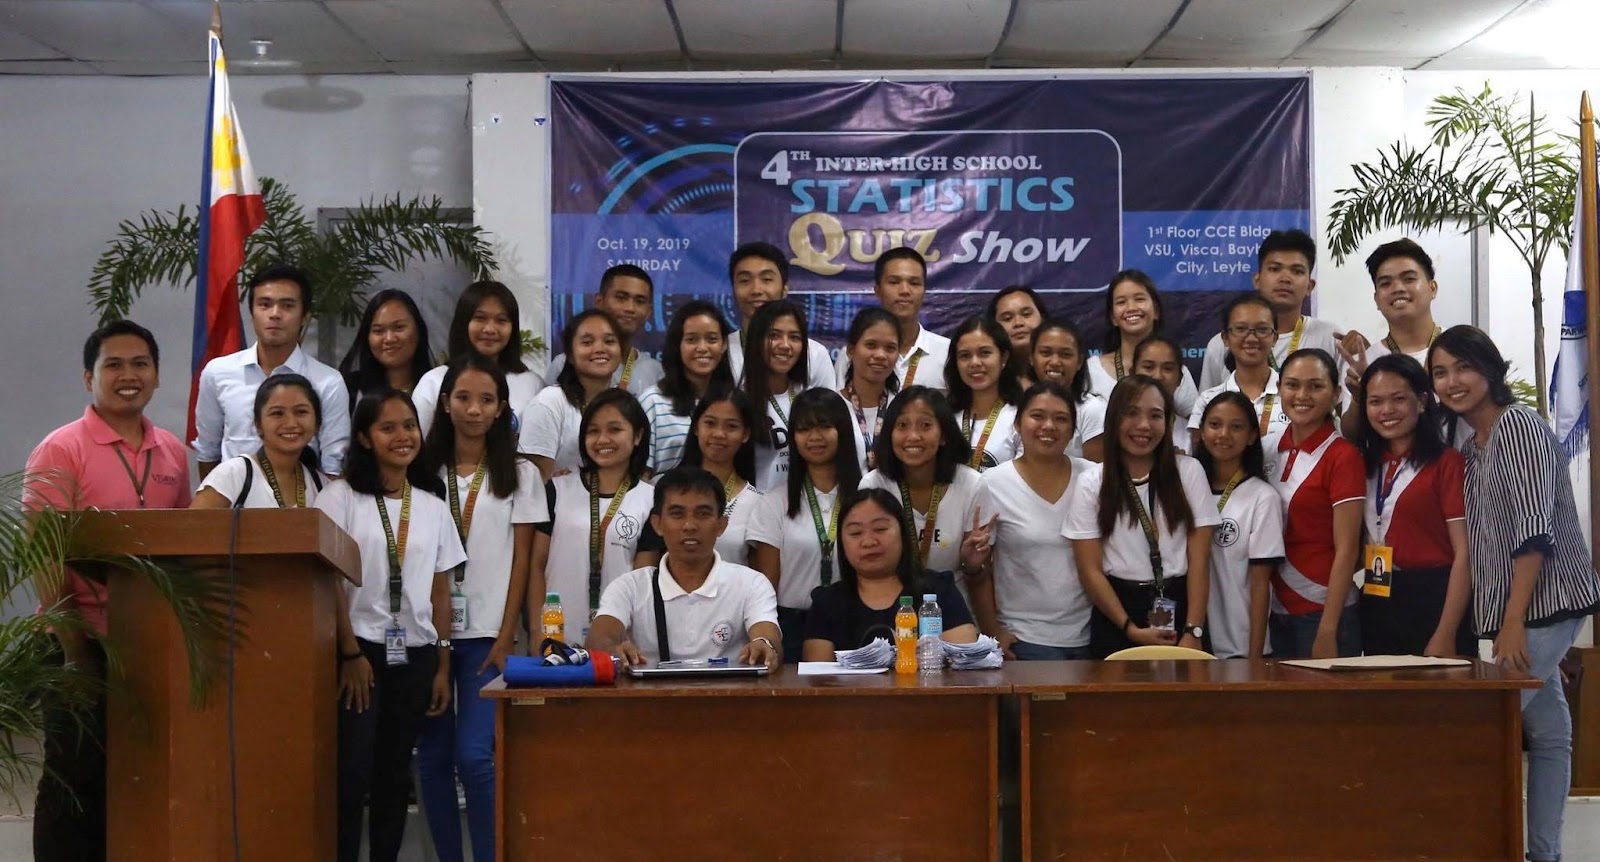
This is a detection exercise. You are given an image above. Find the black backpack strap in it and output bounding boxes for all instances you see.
[650,567,671,662]
[235,455,255,508]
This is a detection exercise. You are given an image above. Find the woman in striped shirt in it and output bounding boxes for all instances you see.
[1430,325,1600,862]
[638,300,735,474]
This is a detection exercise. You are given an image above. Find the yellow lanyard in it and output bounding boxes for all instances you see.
[588,474,634,615]
[898,480,948,569]
[723,474,743,516]
[1382,325,1441,356]
[1122,475,1166,593]
[1216,470,1245,511]
[964,402,1004,469]
[257,454,305,508]
[447,459,488,590]
[804,478,841,586]
[374,483,412,617]
[1268,316,1306,372]
[618,347,639,390]
[904,348,926,386]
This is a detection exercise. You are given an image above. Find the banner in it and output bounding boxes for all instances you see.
[549,75,1311,369]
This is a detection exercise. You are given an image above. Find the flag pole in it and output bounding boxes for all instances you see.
[1582,92,1600,637]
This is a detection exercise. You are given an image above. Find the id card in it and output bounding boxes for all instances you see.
[384,627,409,666]
[1363,544,1394,598]
[1149,596,1177,632]
[450,589,468,635]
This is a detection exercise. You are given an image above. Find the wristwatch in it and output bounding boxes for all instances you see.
[436,638,453,649]
[1184,625,1205,639]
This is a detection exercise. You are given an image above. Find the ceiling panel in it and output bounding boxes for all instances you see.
[1147,32,1306,62]
[998,0,1182,64]
[1428,0,1595,69]
[86,59,207,76]
[325,0,526,60]
[500,0,681,59]
[0,59,95,74]
[149,1,380,63]
[676,0,834,58]
[1147,0,1345,61]
[0,22,63,60]
[0,0,188,61]
[842,0,1009,60]
[1295,0,1524,60]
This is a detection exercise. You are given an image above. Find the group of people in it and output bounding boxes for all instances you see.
[25,229,1600,862]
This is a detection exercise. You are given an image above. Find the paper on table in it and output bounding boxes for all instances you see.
[797,662,891,676]
[1280,655,1472,671]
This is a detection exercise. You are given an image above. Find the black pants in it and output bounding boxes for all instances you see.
[33,639,107,862]
[338,639,439,862]
[777,606,807,663]
[1359,565,1478,657]
[1088,575,1193,659]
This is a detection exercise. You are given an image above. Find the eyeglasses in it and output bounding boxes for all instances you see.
[1226,324,1275,339]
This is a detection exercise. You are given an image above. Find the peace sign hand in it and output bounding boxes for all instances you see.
[959,511,998,572]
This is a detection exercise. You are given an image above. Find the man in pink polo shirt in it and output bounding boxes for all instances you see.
[25,320,190,862]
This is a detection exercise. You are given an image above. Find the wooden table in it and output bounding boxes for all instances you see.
[1007,660,1538,862]
[481,670,1008,862]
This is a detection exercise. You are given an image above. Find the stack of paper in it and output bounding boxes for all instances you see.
[942,635,1003,670]
[835,637,895,669]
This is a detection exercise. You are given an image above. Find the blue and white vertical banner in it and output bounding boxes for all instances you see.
[548,75,1311,366]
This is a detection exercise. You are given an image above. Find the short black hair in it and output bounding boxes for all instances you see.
[835,488,920,587]
[651,465,726,515]
[83,319,160,373]
[1365,237,1435,283]
[245,264,314,311]
[874,247,926,284]
[253,373,325,478]
[600,264,654,296]
[1029,318,1090,404]
[873,386,970,484]
[985,285,1050,321]
[785,388,863,518]
[727,242,789,285]
[1257,229,1316,270]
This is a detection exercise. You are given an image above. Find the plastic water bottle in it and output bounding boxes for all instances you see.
[917,593,943,675]
[894,596,918,675]
[541,592,565,641]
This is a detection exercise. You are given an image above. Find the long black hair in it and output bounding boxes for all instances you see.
[944,315,1021,413]
[681,386,759,487]
[985,285,1050,321]
[873,386,971,485]
[343,388,446,499]
[253,373,324,479]
[841,306,902,392]
[1104,269,1164,351]
[422,354,521,499]
[1096,375,1194,537]
[1192,390,1267,483]
[785,388,863,518]
[742,300,810,444]
[1427,324,1515,410]
[555,309,625,410]
[576,388,651,482]
[447,280,527,373]
[1357,353,1447,475]
[658,300,734,416]
[339,289,434,401]
[1030,318,1090,404]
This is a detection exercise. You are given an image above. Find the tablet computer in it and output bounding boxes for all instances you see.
[627,658,770,678]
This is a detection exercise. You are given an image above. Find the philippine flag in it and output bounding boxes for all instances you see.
[189,7,267,441]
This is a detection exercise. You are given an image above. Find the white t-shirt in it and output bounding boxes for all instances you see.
[978,459,1094,648]
[1069,394,1107,458]
[728,331,837,390]
[1171,422,1193,456]
[1208,476,1285,659]
[543,348,664,398]
[538,472,656,643]
[755,387,798,493]
[315,480,468,646]
[595,554,780,663]
[747,483,844,609]
[443,460,546,640]
[520,386,586,473]
[1189,369,1293,454]
[198,454,322,509]
[858,464,986,577]
[717,483,762,567]
[836,325,948,391]
[957,403,1020,470]
[1199,315,1344,392]
[1360,338,1430,367]
[414,365,542,447]
[638,385,695,474]
[1061,456,1221,582]
[1087,353,1202,416]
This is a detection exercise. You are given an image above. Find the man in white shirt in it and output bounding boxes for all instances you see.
[834,246,949,390]
[543,263,664,395]
[193,264,350,477]
[726,242,836,388]
[1198,230,1349,392]
[1337,238,1443,418]
[588,467,781,668]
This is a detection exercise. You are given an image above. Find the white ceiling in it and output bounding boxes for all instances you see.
[0,0,1593,77]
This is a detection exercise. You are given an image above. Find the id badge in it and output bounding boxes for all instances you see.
[384,627,409,666]
[450,589,468,635]
[1149,596,1177,632]
[1363,544,1394,598]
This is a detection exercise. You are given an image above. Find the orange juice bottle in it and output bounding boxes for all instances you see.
[541,592,565,641]
[894,596,918,675]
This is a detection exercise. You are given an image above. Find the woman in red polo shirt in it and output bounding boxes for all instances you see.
[1355,353,1474,656]
[1269,348,1364,658]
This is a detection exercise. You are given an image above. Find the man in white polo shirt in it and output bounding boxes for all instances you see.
[193,264,350,477]
[834,246,949,390]
[588,466,781,668]
[726,242,836,388]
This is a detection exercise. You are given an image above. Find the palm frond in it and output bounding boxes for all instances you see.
[329,193,499,325]
[1327,143,1483,263]
[85,207,201,323]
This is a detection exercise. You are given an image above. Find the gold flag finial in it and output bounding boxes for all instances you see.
[211,1,223,39]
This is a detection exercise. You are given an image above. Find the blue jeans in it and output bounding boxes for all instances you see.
[1268,606,1361,658]
[1010,640,1092,661]
[416,637,499,862]
[1523,616,1582,862]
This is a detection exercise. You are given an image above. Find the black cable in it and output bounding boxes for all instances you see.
[226,494,245,862]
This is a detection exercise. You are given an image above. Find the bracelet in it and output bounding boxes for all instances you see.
[1121,618,1134,634]
[754,636,777,653]
[339,650,363,662]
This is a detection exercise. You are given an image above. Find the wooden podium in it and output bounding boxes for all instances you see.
[72,509,359,862]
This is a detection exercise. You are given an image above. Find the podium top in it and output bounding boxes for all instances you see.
[70,508,360,585]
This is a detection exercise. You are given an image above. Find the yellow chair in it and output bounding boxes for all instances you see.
[1104,645,1216,661]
